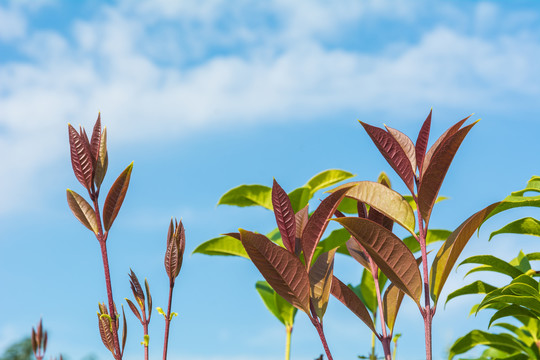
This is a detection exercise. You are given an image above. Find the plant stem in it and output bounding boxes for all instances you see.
[285,325,292,360]
[99,239,122,359]
[370,260,392,360]
[310,317,333,360]
[416,206,432,360]
[371,312,376,360]
[143,321,149,360]
[162,281,175,360]
[93,196,122,359]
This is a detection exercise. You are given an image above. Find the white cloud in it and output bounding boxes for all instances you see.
[1,1,540,214]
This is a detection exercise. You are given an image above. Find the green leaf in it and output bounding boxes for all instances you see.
[103,162,133,231]
[240,229,311,314]
[66,189,99,234]
[403,195,448,212]
[334,217,422,306]
[402,229,451,253]
[288,187,311,213]
[192,235,249,258]
[255,281,285,325]
[313,228,350,261]
[490,217,540,241]
[309,248,337,319]
[460,255,525,279]
[430,202,500,304]
[336,197,360,214]
[358,269,377,314]
[305,169,355,197]
[331,276,376,334]
[275,291,297,327]
[489,305,540,328]
[330,181,416,235]
[218,185,273,210]
[448,330,533,359]
[445,280,498,305]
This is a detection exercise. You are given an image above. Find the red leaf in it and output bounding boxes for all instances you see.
[418,121,478,221]
[360,122,415,193]
[415,109,432,175]
[301,186,352,268]
[272,179,297,254]
[90,113,101,162]
[240,229,310,314]
[103,163,133,231]
[420,115,471,179]
[68,124,94,190]
[331,276,376,334]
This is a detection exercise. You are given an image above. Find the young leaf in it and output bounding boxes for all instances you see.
[240,229,310,314]
[121,306,127,354]
[301,186,352,268]
[255,281,286,325]
[385,125,416,175]
[309,248,337,319]
[66,189,99,234]
[430,202,500,304]
[383,283,405,334]
[415,109,431,175]
[459,255,524,279]
[448,330,534,359]
[125,298,142,322]
[330,182,416,235]
[218,185,273,210]
[418,121,478,221]
[445,281,498,306]
[68,124,94,190]
[272,179,297,253]
[360,122,415,193]
[489,217,540,241]
[192,235,249,258]
[334,217,422,306]
[421,116,470,179]
[331,276,377,334]
[94,127,108,189]
[103,162,133,231]
[305,169,355,197]
[90,113,101,161]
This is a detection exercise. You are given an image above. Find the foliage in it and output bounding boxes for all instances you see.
[63,114,187,360]
[0,338,33,360]
[448,176,540,359]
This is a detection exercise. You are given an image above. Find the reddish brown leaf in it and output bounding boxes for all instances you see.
[418,121,478,221]
[346,237,371,270]
[421,115,471,179]
[68,124,94,190]
[103,162,133,231]
[66,189,99,234]
[335,217,422,305]
[360,122,415,193]
[385,125,416,175]
[90,113,101,161]
[128,269,145,308]
[272,179,297,254]
[301,186,352,268]
[125,298,142,322]
[415,110,432,175]
[382,283,404,333]
[357,201,367,218]
[309,248,337,319]
[331,276,377,334]
[240,229,310,314]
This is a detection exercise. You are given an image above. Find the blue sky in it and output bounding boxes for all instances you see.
[1,0,540,359]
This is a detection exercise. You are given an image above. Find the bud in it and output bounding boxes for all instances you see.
[164,218,186,283]
[31,318,47,359]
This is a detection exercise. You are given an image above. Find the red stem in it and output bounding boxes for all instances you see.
[162,281,175,360]
[309,317,333,360]
[416,205,432,360]
[93,196,122,359]
[370,259,392,360]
